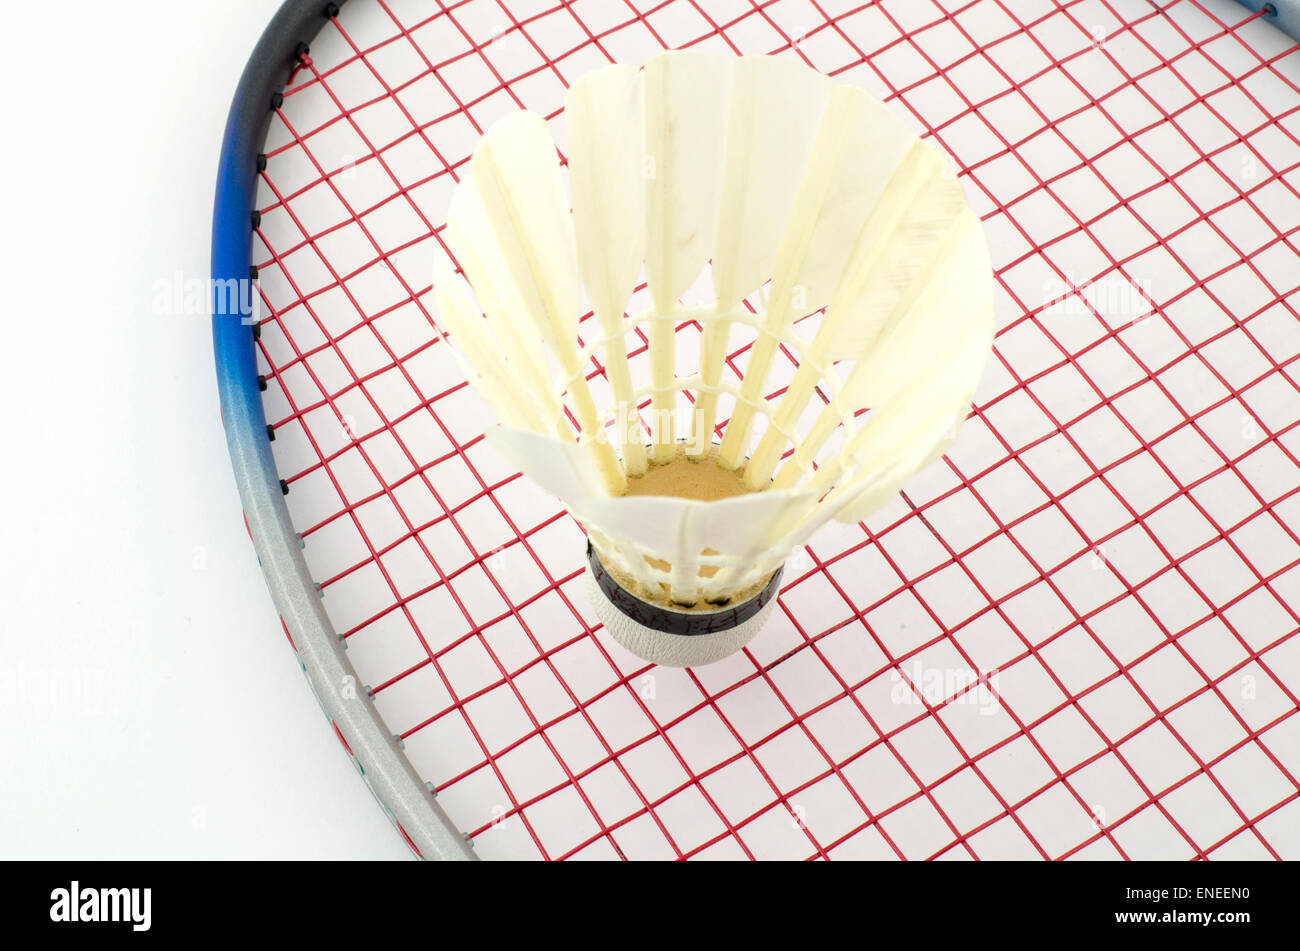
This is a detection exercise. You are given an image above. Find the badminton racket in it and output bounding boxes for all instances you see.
[212,0,1300,860]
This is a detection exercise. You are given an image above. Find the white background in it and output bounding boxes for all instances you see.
[0,1,407,859]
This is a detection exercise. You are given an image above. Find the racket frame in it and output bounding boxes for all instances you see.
[1237,1,1300,41]
[211,0,474,861]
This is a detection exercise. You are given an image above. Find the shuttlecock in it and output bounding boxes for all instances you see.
[432,51,994,667]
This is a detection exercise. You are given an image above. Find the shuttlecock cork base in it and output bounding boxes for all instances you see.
[587,542,784,667]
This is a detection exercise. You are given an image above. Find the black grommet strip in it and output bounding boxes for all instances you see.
[270,91,284,110]
[258,375,268,392]
[324,3,340,17]
[294,41,311,59]
[252,322,262,341]
[587,542,781,637]
[249,265,259,280]
[267,424,276,442]
[251,210,261,229]
[280,479,290,496]
[256,154,267,172]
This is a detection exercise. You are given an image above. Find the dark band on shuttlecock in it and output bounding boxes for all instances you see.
[587,543,783,637]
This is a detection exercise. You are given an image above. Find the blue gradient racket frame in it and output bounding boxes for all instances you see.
[211,0,474,861]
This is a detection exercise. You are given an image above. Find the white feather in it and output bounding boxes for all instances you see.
[483,425,612,505]
[471,111,625,491]
[837,213,991,410]
[431,256,542,432]
[742,143,971,488]
[831,397,972,525]
[643,51,732,462]
[470,111,581,351]
[710,56,833,311]
[444,178,557,424]
[819,153,968,363]
[693,56,832,456]
[642,51,732,312]
[716,85,912,468]
[568,65,645,328]
[796,303,994,507]
[567,64,648,476]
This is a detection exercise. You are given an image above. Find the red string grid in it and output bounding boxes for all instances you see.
[246,0,1300,859]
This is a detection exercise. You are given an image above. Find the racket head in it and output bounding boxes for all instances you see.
[214,0,1300,860]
